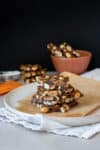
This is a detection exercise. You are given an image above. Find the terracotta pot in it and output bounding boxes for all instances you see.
[51,50,92,74]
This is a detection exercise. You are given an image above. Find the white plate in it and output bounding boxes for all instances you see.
[4,83,100,126]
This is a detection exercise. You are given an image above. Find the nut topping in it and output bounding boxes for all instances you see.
[74,90,81,99]
[60,104,70,113]
[40,106,49,113]
[47,90,58,96]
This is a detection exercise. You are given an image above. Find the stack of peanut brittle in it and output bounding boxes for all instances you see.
[32,74,83,113]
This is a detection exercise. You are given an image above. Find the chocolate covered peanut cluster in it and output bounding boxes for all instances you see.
[32,74,83,113]
[47,42,80,58]
[20,64,46,83]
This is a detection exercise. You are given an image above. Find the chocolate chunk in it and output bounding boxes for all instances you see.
[67,100,78,107]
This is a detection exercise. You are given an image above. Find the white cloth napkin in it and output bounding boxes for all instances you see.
[0,68,100,139]
[82,68,100,81]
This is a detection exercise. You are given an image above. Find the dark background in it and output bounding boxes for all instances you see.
[0,1,100,71]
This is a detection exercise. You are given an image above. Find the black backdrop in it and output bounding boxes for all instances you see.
[0,1,100,71]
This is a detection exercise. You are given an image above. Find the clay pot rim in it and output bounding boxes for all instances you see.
[51,50,92,60]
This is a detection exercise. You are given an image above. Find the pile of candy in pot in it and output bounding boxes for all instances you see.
[32,74,83,113]
[47,42,80,58]
[20,64,46,83]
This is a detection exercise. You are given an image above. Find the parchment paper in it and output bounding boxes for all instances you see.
[18,72,100,117]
